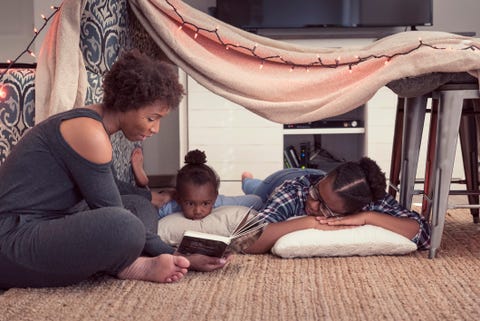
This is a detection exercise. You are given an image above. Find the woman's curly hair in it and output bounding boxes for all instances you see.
[102,49,185,112]
[329,157,387,213]
[176,149,220,195]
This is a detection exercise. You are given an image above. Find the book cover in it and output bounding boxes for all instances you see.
[177,231,231,257]
[176,207,267,257]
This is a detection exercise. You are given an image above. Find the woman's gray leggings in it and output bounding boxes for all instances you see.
[0,195,173,289]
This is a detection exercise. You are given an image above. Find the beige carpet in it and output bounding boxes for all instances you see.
[1,208,479,321]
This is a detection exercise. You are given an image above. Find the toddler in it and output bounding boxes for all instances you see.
[132,148,263,219]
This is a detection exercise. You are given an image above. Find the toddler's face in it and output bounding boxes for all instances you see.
[177,182,217,220]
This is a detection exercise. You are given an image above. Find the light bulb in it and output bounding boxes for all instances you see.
[0,86,7,99]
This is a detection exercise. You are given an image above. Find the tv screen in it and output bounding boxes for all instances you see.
[215,0,433,29]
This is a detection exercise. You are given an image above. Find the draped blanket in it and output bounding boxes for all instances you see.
[36,0,480,124]
[35,0,87,123]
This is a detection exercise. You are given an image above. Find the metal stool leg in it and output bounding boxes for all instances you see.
[422,100,438,220]
[399,95,428,209]
[428,91,468,259]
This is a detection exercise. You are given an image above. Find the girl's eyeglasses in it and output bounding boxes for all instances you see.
[308,183,340,218]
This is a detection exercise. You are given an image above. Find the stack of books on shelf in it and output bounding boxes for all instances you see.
[284,144,310,168]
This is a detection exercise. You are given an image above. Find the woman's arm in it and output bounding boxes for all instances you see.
[60,117,123,208]
[244,216,348,254]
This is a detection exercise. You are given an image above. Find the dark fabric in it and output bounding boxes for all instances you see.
[116,176,152,201]
[121,195,174,256]
[0,108,121,215]
[386,72,477,98]
[0,206,144,289]
[0,194,173,289]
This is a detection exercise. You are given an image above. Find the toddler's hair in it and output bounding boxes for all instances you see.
[329,157,387,213]
[176,149,220,195]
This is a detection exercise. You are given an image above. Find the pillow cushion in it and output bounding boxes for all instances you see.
[157,205,254,246]
[271,224,417,258]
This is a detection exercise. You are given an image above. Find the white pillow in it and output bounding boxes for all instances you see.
[271,225,417,258]
[157,205,254,246]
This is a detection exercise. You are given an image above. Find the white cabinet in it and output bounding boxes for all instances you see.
[282,106,366,172]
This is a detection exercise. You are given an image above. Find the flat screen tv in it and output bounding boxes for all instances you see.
[214,0,433,30]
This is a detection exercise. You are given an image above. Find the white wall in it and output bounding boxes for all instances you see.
[0,0,62,63]
[0,2,34,63]
[428,0,480,35]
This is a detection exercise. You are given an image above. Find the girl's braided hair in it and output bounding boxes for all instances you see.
[329,157,387,213]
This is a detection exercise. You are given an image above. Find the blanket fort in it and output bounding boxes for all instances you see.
[36,0,480,123]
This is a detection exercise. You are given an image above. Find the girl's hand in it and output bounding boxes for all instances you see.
[316,212,369,226]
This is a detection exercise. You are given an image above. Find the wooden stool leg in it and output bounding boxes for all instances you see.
[389,97,404,198]
[459,99,480,223]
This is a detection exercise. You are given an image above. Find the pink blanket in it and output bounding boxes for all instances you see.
[36,0,480,124]
[128,0,480,124]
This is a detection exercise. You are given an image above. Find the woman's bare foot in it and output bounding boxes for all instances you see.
[131,147,149,187]
[241,171,253,182]
[118,254,190,283]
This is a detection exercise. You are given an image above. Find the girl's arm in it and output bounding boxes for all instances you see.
[317,211,420,240]
[244,216,348,254]
[318,194,431,249]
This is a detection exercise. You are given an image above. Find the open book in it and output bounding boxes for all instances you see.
[176,207,267,257]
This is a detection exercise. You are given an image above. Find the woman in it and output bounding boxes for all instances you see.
[241,157,431,254]
[0,50,228,289]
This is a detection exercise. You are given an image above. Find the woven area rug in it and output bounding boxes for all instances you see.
[1,208,479,321]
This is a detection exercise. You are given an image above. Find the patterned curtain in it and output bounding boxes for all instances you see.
[80,0,137,183]
[0,67,36,165]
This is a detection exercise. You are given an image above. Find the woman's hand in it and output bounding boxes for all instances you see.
[175,252,233,272]
[150,189,175,208]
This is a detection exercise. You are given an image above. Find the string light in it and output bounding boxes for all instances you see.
[0,5,60,85]
[165,0,479,73]
[0,86,6,99]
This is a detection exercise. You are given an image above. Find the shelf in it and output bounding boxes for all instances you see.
[283,127,365,135]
